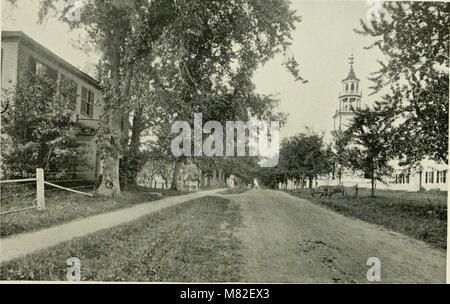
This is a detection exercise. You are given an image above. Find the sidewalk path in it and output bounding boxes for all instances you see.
[0,189,224,263]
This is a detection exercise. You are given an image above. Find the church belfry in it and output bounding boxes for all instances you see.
[333,54,362,131]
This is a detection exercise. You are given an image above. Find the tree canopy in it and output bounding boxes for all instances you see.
[356,1,449,165]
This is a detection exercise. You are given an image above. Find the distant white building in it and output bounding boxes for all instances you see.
[326,55,448,192]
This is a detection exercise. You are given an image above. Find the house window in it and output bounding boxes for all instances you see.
[351,83,354,91]
[396,173,408,184]
[395,173,409,184]
[81,86,94,118]
[345,84,348,91]
[425,171,434,184]
[60,74,78,105]
[29,56,57,82]
[439,170,447,183]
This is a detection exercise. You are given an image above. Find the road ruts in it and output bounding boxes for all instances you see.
[220,189,446,283]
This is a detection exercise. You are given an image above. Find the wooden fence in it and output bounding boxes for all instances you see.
[0,168,93,215]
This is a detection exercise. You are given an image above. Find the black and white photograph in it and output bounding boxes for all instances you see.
[0,0,448,288]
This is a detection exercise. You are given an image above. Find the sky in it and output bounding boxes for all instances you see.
[1,0,386,142]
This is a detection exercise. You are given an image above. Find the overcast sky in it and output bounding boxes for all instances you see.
[2,0,386,142]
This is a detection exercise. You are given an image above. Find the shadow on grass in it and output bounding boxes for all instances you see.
[1,196,244,282]
[0,185,189,238]
[219,188,250,195]
[285,188,447,250]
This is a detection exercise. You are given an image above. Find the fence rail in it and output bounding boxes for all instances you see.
[0,178,36,184]
[0,168,96,215]
[44,181,93,197]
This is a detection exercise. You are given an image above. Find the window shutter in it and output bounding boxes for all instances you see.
[88,91,95,118]
[29,56,36,74]
[81,87,88,115]
[47,67,58,82]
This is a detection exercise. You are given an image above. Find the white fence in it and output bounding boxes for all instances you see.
[0,168,95,215]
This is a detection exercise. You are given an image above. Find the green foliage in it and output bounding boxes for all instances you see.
[330,129,352,181]
[356,1,449,164]
[259,130,332,189]
[1,72,82,178]
[346,102,395,196]
[32,0,302,196]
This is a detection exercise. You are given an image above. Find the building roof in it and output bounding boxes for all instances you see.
[1,31,101,90]
[342,65,360,82]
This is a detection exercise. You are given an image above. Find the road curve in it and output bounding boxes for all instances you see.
[221,189,446,283]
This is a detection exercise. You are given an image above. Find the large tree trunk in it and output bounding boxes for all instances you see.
[371,172,375,197]
[97,150,121,198]
[127,105,143,186]
[97,56,134,198]
[217,167,225,187]
[200,170,206,188]
[211,169,218,187]
[170,159,182,190]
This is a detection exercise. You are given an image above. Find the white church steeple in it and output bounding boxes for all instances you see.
[333,54,362,131]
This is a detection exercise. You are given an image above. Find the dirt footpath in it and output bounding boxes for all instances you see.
[224,189,446,283]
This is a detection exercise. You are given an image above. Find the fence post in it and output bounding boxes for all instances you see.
[36,168,45,210]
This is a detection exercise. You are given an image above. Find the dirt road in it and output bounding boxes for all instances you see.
[223,189,446,283]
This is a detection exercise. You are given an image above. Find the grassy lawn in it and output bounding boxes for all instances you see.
[219,188,249,195]
[0,196,243,282]
[0,185,188,238]
[286,188,447,249]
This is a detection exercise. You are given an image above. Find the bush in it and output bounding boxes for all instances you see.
[1,72,85,179]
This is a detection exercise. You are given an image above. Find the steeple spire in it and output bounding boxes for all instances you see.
[348,52,354,67]
[342,53,359,82]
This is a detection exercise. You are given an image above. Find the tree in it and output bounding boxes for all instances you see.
[34,0,177,198]
[347,102,395,197]
[1,72,82,178]
[289,131,332,188]
[258,130,332,189]
[119,58,168,187]
[20,0,302,197]
[134,0,301,191]
[330,129,352,183]
[153,160,174,190]
[356,1,449,165]
[138,161,158,188]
